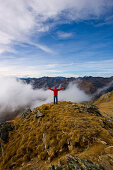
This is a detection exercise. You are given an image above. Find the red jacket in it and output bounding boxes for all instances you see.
[49,86,63,95]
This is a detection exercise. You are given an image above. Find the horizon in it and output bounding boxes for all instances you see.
[0,0,113,78]
[19,75,113,79]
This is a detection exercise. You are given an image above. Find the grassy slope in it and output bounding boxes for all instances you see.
[95,91,113,117]
[0,101,113,169]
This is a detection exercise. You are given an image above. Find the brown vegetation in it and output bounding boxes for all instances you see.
[95,91,113,116]
[0,101,113,169]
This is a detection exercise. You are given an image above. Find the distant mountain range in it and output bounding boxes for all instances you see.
[20,76,113,97]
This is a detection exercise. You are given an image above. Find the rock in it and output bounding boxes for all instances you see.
[105,146,113,154]
[33,109,44,118]
[50,155,105,170]
[80,104,102,116]
[67,155,104,170]
[0,122,14,143]
[21,108,32,119]
[85,104,102,116]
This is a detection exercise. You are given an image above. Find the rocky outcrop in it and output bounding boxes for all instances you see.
[21,108,32,119]
[72,104,102,116]
[67,156,104,170]
[32,109,44,118]
[0,122,14,143]
[21,108,44,119]
[49,155,104,170]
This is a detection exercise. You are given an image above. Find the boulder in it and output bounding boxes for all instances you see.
[33,109,44,118]
[0,122,14,143]
[67,155,104,170]
[82,104,102,116]
[21,108,32,119]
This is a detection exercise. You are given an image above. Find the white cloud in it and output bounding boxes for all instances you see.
[96,14,113,27]
[28,41,54,54]
[0,0,113,54]
[57,31,74,39]
[28,0,113,20]
[0,0,53,53]
[0,77,90,121]
[0,57,113,77]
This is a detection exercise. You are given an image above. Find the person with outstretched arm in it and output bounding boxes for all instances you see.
[48,86,63,104]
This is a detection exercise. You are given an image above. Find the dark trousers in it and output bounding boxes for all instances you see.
[54,95,58,104]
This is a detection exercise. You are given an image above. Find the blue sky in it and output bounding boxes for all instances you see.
[0,0,113,77]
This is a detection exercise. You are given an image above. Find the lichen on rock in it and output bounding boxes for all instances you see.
[0,122,14,143]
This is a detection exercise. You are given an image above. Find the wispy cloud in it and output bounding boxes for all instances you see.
[0,0,113,54]
[57,59,113,73]
[57,31,74,39]
[0,57,113,77]
[26,41,54,54]
[96,14,113,27]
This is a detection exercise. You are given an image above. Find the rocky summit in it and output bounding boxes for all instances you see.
[0,101,113,170]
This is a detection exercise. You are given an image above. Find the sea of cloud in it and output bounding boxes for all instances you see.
[0,77,91,121]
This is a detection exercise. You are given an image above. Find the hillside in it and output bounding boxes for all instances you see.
[95,90,113,117]
[0,101,113,169]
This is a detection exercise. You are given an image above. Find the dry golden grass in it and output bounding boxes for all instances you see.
[95,91,113,116]
[0,101,113,169]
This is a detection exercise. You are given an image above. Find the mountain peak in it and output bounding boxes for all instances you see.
[0,101,113,169]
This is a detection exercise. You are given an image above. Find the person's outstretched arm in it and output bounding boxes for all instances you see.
[48,88,53,91]
[57,87,63,91]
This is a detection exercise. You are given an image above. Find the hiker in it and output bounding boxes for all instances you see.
[48,86,63,104]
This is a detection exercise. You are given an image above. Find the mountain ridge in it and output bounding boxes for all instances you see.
[0,101,113,169]
[20,76,113,96]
